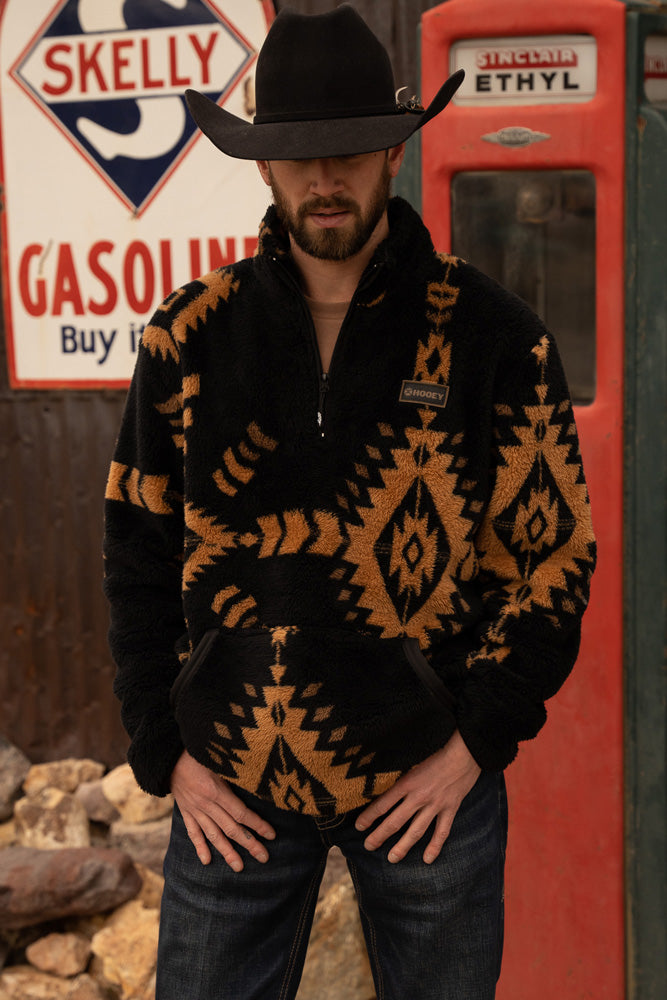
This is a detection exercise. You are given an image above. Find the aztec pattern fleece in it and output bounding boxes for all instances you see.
[103,197,596,816]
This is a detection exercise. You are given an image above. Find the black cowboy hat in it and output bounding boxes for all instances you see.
[185,4,464,161]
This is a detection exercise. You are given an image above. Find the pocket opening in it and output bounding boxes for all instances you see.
[402,637,458,714]
[170,628,220,708]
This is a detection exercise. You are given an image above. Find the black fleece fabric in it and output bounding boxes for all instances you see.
[103,197,596,814]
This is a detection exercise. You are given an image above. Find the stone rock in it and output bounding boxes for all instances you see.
[296,873,375,1000]
[134,865,164,911]
[0,968,108,1000]
[23,761,106,799]
[0,821,16,849]
[63,974,109,1000]
[0,739,31,822]
[26,933,91,978]
[0,847,141,930]
[101,765,172,825]
[85,956,115,998]
[0,965,75,998]
[91,901,159,1000]
[0,933,12,973]
[14,789,90,850]
[107,817,171,875]
[74,783,120,827]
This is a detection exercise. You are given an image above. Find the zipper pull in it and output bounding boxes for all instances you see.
[317,372,329,438]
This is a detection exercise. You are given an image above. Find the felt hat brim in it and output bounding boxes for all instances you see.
[185,70,464,161]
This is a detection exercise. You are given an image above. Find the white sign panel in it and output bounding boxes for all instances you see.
[0,0,274,388]
[645,34,667,108]
[451,35,598,106]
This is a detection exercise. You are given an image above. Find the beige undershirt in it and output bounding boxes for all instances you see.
[304,295,349,373]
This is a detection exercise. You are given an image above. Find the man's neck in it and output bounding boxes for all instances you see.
[289,211,389,303]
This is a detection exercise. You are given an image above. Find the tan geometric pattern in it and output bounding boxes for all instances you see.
[105,462,174,515]
[142,270,240,363]
[155,374,201,452]
[470,334,593,667]
[213,422,278,497]
[205,627,401,815]
[342,421,476,639]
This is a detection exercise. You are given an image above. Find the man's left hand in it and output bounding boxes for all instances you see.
[354,729,481,864]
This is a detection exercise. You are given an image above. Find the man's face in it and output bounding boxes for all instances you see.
[257,146,404,262]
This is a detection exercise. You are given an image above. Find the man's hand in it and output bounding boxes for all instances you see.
[354,730,481,864]
[170,750,276,871]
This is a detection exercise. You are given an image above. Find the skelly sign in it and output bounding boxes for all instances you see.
[0,0,274,388]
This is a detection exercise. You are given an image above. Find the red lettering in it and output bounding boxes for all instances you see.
[124,241,155,313]
[52,243,85,316]
[244,237,259,258]
[112,38,134,92]
[159,240,173,299]
[477,47,579,71]
[141,38,163,89]
[189,31,218,86]
[78,40,106,94]
[42,43,73,97]
[19,244,47,317]
[88,241,118,315]
[189,239,202,280]
[169,35,191,87]
[208,238,236,270]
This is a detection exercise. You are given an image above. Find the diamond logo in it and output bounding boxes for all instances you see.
[10,0,256,215]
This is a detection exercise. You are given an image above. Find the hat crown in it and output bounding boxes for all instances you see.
[254,5,398,124]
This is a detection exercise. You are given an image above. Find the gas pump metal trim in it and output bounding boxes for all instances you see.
[482,126,551,147]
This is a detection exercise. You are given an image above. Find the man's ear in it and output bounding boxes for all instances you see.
[387,143,406,178]
[256,160,271,185]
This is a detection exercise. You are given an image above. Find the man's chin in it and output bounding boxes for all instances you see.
[294,227,362,262]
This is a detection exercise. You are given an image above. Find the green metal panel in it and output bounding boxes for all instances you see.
[394,24,423,213]
[624,9,667,1000]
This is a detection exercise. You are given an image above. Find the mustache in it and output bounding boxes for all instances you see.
[298,195,359,217]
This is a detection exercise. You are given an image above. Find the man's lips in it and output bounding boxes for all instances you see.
[309,210,352,228]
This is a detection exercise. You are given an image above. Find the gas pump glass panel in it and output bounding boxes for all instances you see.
[451,170,596,404]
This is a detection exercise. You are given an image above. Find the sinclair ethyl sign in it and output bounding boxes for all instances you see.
[0,0,274,388]
[451,35,598,105]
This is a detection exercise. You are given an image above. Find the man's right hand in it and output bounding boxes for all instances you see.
[170,750,276,870]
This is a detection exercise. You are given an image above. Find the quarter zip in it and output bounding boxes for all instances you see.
[317,371,329,438]
[269,255,383,440]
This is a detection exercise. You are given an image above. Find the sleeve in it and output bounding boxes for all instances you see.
[453,328,596,771]
[103,306,188,797]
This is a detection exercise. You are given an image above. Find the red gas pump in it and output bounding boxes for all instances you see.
[421,1,625,997]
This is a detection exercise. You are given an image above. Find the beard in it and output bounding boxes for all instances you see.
[268,159,392,261]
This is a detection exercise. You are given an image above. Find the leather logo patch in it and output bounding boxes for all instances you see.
[399,380,449,409]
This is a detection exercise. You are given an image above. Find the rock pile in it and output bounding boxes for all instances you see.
[0,738,375,1000]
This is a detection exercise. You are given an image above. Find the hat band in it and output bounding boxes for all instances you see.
[253,102,403,125]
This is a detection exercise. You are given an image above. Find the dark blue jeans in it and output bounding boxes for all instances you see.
[156,771,507,1000]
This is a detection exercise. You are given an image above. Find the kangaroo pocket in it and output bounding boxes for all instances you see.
[171,625,457,816]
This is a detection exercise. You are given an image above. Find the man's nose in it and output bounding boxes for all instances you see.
[307,158,344,195]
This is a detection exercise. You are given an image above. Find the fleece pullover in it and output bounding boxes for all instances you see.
[103,197,596,815]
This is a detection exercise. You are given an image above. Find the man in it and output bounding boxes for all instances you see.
[103,6,596,999]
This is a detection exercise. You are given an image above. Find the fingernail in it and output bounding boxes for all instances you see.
[231,860,243,873]
[423,853,435,864]
[257,851,269,864]
[388,851,399,863]
[355,821,367,831]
